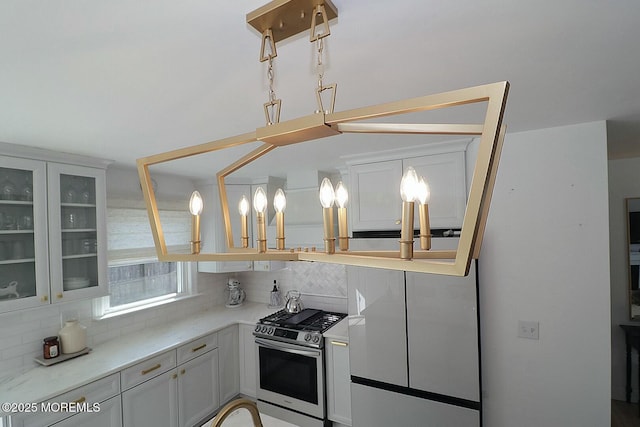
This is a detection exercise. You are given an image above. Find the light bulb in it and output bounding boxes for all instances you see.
[335,181,348,208]
[189,191,203,216]
[238,195,249,216]
[253,187,267,213]
[417,177,430,205]
[400,167,419,202]
[319,177,335,208]
[274,188,286,213]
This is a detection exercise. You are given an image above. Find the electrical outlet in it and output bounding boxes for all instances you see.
[518,320,539,340]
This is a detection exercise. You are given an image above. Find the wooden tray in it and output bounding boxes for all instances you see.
[34,347,91,367]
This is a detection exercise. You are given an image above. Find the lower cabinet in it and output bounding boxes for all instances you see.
[53,396,122,427]
[326,338,352,426]
[178,349,220,427]
[122,368,179,427]
[218,324,240,405]
[239,323,257,398]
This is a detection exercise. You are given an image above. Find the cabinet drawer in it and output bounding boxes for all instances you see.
[10,373,120,427]
[121,350,176,391]
[177,332,217,365]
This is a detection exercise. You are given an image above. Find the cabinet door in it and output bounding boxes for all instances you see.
[349,160,403,231]
[239,324,257,398]
[410,152,466,228]
[198,183,253,273]
[122,369,178,427]
[47,163,107,303]
[53,395,122,427]
[0,158,49,313]
[218,324,239,405]
[347,265,407,386]
[326,338,352,426]
[178,349,219,427]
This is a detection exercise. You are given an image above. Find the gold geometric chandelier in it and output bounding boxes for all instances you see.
[137,0,509,277]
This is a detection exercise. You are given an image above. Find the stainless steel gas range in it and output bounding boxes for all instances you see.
[253,308,346,427]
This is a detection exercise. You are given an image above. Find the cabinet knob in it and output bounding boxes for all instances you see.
[41,295,48,302]
[172,373,178,379]
[180,369,186,375]
[56,293,63,299]
[395,219,401,225]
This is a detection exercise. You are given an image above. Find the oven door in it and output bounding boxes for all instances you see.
[255,337,325,419]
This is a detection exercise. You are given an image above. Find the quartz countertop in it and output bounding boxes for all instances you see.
[0,302,275,412]
[324,317,349,341]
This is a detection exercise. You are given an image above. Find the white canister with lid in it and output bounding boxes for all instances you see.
[58,319,87,354]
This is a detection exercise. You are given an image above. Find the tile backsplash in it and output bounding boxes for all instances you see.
[0,261,347,381]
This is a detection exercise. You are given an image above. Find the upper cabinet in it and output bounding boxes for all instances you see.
[348,146,468,231]
[47,163,108,303]
[0,145,109,314]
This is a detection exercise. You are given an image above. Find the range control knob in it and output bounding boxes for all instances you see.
[268,327,275,335]
[304,333,312,342]
[261,326,268,333]
[254,325,261,333]
[312,335,320,344]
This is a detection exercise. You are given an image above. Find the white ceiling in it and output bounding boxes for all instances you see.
[2,0,640,180]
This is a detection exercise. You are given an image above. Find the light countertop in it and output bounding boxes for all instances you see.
[323,317,349,341]
[0,302,275,411]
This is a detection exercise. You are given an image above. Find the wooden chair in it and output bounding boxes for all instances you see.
[209,398,264,427]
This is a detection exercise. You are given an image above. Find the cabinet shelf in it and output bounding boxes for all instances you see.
[61,203,97,208]
[0,229,34,235]
[61,228,97,233]
[63,253,97,260]
[0,257,35,265]
[0,199,34,206]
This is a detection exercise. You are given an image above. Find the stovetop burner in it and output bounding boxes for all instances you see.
[254,308,347,348]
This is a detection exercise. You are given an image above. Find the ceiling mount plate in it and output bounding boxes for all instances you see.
[247,0,338,44]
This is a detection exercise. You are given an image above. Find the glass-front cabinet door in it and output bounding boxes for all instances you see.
[48,163,107,303]
[0,158,49,312]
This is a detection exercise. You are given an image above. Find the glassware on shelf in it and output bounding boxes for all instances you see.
[63,185,77,203]
[21,175,33,201]
[1,175,16,200]
[79,181,92,204]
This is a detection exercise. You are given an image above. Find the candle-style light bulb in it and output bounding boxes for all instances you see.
[400,166,419,202]
[335,181,349,251]
[319,177,335,208]
[274,188,286,250]
[238,195,249,216]
[335,181,348,208]
[399,167,418,260]
[238,195,249,248]
[189,190,203,254]
[416,177,432,251]
[319,177,336,253]
[253,187,267,253]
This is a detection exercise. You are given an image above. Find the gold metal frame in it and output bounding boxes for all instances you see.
[137,81,509,276]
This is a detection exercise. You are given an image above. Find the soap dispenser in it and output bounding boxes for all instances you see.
[269,280,282,308]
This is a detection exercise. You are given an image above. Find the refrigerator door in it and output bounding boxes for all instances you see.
[351,383,480,427]
[347,265,407,387]
[406,262,480,402]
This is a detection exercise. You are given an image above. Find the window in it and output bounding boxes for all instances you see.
[94,207,196,318]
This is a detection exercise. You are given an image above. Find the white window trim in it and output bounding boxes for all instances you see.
[93,255,198,320]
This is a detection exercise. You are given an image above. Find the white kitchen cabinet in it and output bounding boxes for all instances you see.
[239,323,257,398]
[198,183,253,273]
[0,151,109,314]
[325,338,351,426]
[348,151,466,231]
[178,348,220,427]
[218,324,240,405]
[0,157,49,312]
[47,163,108,303]
[9,373,120,427]
[52,396,121,427]
[122,368,179,427]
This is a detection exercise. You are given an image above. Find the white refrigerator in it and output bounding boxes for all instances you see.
[347,238,481,427]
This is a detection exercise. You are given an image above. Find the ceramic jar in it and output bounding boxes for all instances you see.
[58,319,87,354]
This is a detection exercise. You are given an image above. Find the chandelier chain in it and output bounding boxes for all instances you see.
[316,38,325,89]
[268,55,276,103]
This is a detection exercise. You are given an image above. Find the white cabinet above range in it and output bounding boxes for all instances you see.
[346,142,469,231]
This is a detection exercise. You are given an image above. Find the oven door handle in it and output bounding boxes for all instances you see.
[255,338,322,357]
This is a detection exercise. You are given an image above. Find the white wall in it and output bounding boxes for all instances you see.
[479,121,611,426]
[608,156,640,401]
